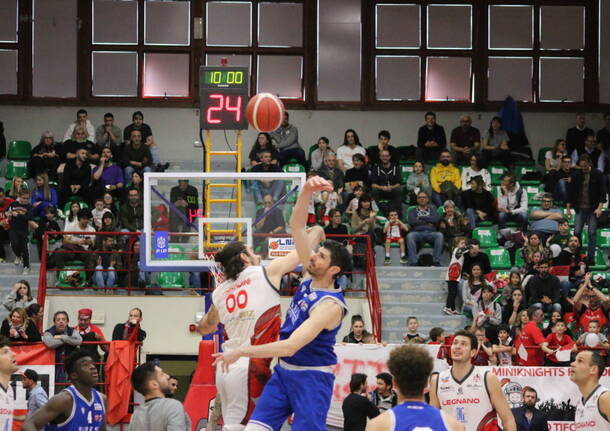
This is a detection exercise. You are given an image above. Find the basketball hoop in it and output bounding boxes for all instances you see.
[201,251,224,284]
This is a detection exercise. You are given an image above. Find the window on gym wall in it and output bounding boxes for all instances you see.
[0,0,19,96]
[204,0,305,100]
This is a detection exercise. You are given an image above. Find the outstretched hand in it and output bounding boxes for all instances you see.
[303,176,333,194]
[211,349,241,373]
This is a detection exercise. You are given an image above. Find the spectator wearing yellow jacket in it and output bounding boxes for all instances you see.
[430,150,461,207]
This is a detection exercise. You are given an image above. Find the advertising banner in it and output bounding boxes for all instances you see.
[267,237,295,259]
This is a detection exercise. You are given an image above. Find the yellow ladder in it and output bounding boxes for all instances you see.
[204,130,242,248]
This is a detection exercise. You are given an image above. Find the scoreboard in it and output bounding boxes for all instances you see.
[199,66,249,130]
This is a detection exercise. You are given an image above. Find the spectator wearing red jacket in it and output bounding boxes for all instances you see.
[573,274,609,331]
[517,306,546,366]
[541,319,576,366]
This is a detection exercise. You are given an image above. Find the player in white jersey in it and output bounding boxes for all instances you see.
[366,345,463,431]
[571,350,610,431]
[429,330,516,431]
[0,336,18,431]
[198,225,325,431]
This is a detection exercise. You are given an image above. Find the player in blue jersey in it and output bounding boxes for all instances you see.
[213,176,353,431]
[366,345,464,431]
[23,350,106,431]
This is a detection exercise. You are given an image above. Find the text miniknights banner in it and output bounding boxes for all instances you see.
[328,343,610,430]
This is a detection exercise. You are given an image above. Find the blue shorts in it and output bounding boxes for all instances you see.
[247,363,335,431]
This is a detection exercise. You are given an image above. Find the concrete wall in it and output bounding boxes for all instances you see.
[0,105,607,168]
[43,294,371,357]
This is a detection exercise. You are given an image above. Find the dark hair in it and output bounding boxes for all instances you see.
[527,305,541,320]
[440,149,451,157]
[132,111,144,120]
[328,208,341,219]
[552,319,566,328]
[579,154,591,165]
[318,136,329,146]
[253,132,273,151]
[351,314,364,326]
[131,361,157,395]
[131,307,143,319]
[103,112,114,119]
[23,369,39,382]
[352,153,365,163]
[53,310,69,322]
[387,345,432,397]
[128,187,140,195]
[64,350,92,378]
[77,109,87,116]
[321,239,352,279]
[522,385,537,398]
[425,112,436,119]
[502,173,516,185]
[356,193,372,213]
[0,336,9,349]
[378,130,391,140]
[343,129,361,147]
[376,372,393,388]
[429,327,444,342]
[469,154,482,170]
[453,329,477,350]
[590,351,606,379]
[407,316,418,323]
[469,239,481,247]
[215,241,248,280]
[349,373,367,392]
[45,205,57,216]
[77,208,91,220]
[26,303,42,318]
[14,280,32,302]
[498,324,511,334]
[488,116,503,139]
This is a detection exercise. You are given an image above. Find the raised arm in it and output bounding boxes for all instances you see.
[290,176,333,268]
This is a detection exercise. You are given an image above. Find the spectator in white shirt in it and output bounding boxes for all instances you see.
[63,109,95,143]
[336,129,366,172]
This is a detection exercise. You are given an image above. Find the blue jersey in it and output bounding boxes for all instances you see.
[280,278,347,367]
[389,401,449,431]
[45,386,105,431]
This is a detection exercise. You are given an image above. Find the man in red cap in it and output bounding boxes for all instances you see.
[74,308,108,365]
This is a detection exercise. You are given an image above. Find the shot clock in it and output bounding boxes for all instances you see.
[200,66,249,130]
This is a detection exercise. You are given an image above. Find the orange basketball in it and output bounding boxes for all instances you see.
[246,93,285,132]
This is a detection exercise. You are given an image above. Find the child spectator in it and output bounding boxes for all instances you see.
[34,205,62,259]
[501,271,523,306]
[492,324,515,366]
[31,173,58,219]
[547,218,571,249]
[405,161,432,204]
[8,190,35,274]
[439,201,469,251]
[1,308,41,343]
[320,188,342,225]
[344,153,368,193]
[2,280,36,312]
[91,198,111,230]
[542,319,576,366]
[402,316,422,343]
[346,185,379,218]
[428,327,445,345]
[577,320,610,355]
[470,285,502,344]
[461,264,491,315]
[444,236,468,315]
[472,327,494,365]
[543,311,565,337]
[7,176,26,200]
[383,210,408,264]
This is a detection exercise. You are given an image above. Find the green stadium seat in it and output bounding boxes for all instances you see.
[7,141,32,160]
[515,159,536,167]
[581,231,589,249]
[537,147,552,167]
[597,229,610,249]
[517,165,538,186]
[486,247,511,269]
[589,248,608,271]
[515,248,524,267]
[476,220,494,227]
[525,185,542,205]
[472,227,498,248]
[156,271,185,289]
[4,180,29,195]
[282,163,306,173]
[57,266,87,289]
[399,163,414,184]
[62,200,89,217]
[5,161,28,180]
[562,208,575,226]
[489,165,506,186]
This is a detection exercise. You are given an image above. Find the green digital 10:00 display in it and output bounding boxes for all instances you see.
[204,70,245,86]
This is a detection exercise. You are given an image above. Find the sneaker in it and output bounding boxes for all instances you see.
[384,256,391,265]
[400,255,408,264]
[452,309,462,315]
[13,257,21,266]
[22,267,30,275]
[442,307,454,315]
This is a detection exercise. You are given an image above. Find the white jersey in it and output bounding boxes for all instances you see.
[435,367,497,431]
[212,265,281,351]
[575,384,610,431]
[0,383,14,431]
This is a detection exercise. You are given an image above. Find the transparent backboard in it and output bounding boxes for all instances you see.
[142,171,306,271]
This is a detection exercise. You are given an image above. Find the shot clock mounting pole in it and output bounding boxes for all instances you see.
[199,64,250,248]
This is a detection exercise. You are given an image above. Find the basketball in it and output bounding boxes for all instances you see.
[246,93,285,132]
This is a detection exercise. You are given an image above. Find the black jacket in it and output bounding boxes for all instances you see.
[461,189,496,218]
[567,168,607,210]
[528,274,561,304]
[511,407,548,431]
[369,163,401,187]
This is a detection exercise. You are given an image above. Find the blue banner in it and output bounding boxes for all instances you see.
[153,231,169,259]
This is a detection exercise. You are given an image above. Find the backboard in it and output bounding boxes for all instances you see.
[142,171,306,271]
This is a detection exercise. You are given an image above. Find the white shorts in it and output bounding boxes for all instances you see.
[215,356,271,431]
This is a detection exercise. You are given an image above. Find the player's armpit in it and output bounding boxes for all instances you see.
[598,391,610,420]
[198,305,220,335]
[365,411,392,431]
[22,392,73,431]
[485,372,517,431]
[428,373,440,408]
